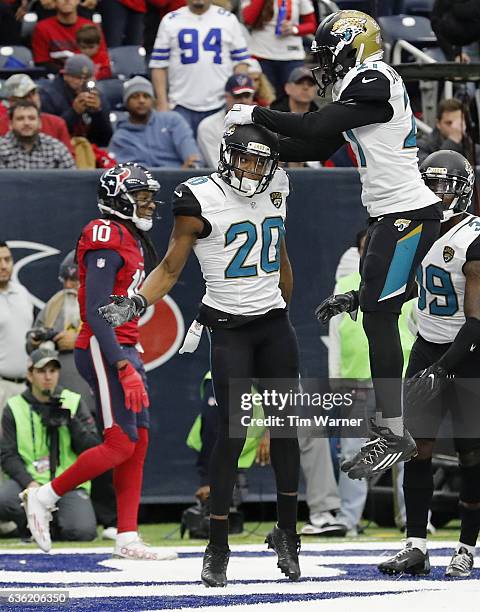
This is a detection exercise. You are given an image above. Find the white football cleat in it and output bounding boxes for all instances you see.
[19,488,54,553]
[113,537,177,560]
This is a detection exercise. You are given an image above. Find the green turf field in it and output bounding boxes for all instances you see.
[0,521,462,550]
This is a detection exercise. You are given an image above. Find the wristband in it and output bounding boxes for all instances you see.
[132,294,148,317]
[292,25,299,35]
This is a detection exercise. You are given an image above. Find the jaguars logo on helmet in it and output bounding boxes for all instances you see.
[311,10,383,96]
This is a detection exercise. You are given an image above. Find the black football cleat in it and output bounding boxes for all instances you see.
[378,543,430,576]
[343,420,417,480]
[201,544,230,587]
[445,547,474,577]
[265,525,301,581]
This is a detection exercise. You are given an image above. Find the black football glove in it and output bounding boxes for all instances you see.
[404,362,451,408]
[98,294,147,328]
[315,290,359,324]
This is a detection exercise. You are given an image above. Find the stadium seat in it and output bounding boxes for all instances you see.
[96,78,124,111]
[404,0,434,18]
[0,46,34,69]
[378,15,436,62]
[109,110,129,130]
[21,13,38,43]
[109,46,147,80]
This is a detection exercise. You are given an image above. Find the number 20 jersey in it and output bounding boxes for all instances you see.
[172,169,290,316]
[416,214,480,344]
[76,218,145,348]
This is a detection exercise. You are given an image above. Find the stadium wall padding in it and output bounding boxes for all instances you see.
[2,168,365,502]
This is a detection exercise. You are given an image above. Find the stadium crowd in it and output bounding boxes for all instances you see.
[1,0,480,565]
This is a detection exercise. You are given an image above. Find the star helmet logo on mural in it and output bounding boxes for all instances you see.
[99,166,132,197]
[331,17,368,43]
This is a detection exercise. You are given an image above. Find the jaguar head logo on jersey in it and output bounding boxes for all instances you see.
[97,163,161,232]
[394,219,411,232]
[443,246,455,263]
[311,10,383,96]
[270,192,283,208]
[219,124,279,197]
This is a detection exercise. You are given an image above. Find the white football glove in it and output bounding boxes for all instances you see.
[224,104,255,129]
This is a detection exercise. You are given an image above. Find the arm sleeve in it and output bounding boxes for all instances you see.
[88,97,113,148]
[278,134,345,162]
[242,0,265,26]
[69,399,102,455]
[149,19,171,68]
[31,23,50,64]
[253,69,393,140]
[230,17,250,63]
[0,407,34,489]
[84,249,125,365]
[171,183,211,238]
[297,12,317,36]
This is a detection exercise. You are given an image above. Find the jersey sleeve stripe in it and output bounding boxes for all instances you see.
[231,47,248,54]
[152,47,170,52]
[231,53,250,61]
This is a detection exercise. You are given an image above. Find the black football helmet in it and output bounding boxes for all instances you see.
[311,10,383,96]
[97,162,160,231]
[218,124,279,197]
[58,250,78,283]
[420,150,475,222]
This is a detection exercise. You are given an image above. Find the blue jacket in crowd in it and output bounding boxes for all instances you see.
[109,110,200,168]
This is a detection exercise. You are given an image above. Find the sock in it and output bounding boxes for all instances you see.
[277,492,298,532]
[404,457,433,539]
[52,426,136,496]
[382,417,404,437]
[209,517,229,548]
[459,504,480,548]
[407,536,427,553]
[114,428,148,534]
[116,531,138,547]
[457,541,475,555]
[37,482,60,507]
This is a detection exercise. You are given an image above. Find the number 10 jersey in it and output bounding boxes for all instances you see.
[416,214,480,344]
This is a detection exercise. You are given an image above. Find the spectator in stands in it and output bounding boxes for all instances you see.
[270,65,318,113]
[241,0,316,97]
[32,0,109,74]
[100,0,146,47]
[39,54,112,147]
[109,76,200,167]
[197,74,255,168]
[0,101,75,169]
[34,0,97,21]
[75,24,112,81]
[431,0,480,63]
[0,348,99,542]
[0,241,33,422]
[143,0,186,59]
[0,75,74,157]
[0,0,29,45]
[417,98,480,165]
[149,0,250,137]
[234,57,275,107]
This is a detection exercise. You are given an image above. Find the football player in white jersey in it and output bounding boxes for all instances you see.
[379,150,480,578]
[224,9,443,479]
[99,125,302,587]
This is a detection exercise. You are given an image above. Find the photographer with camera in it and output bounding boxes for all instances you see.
[39,54,112,147]
[0,348,100,542]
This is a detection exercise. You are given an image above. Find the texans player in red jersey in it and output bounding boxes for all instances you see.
[20,163,175,560]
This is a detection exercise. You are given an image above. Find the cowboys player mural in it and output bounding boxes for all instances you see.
[100,125,302,587]
[225,9,442,479]
[380,151,480,578]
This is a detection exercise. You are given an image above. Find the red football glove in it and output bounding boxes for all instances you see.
[118,363,149,413]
